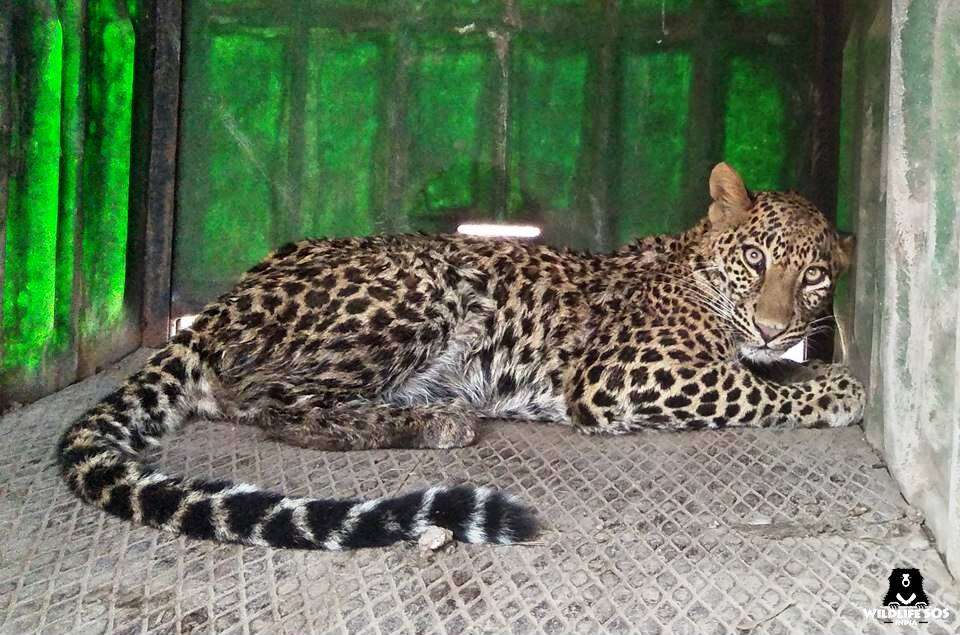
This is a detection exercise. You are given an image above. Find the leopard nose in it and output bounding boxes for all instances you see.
[754,318,787,343]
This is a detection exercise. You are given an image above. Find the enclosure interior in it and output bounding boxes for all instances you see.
[2,0,845,404]
[2,0,960,632]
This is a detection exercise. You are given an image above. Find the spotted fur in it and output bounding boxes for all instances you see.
[58,163,864,550]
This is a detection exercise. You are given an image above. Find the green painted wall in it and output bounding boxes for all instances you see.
[3,6,63,377]
[2,0,821,401]
[173,0,817,312]
[1,0,140,406]
[618,50,691,242]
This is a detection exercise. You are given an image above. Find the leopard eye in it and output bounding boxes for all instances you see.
[742,246,765,272]
[803,266,828,286]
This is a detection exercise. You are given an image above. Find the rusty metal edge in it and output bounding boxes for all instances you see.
[806,0,847,362]
[56,0,87,402]
[809,0,847,219]
[0,2,10,408]
[140,0,182,347]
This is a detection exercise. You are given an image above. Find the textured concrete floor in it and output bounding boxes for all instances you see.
[1,350,957,634]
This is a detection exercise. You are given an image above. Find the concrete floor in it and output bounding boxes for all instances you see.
[1,350,957,634]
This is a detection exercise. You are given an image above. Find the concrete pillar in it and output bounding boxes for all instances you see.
[843,0,960,576]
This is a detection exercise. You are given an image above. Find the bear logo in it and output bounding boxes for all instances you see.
[882,568,929,608]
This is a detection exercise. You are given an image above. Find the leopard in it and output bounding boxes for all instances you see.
[58,163,864,551]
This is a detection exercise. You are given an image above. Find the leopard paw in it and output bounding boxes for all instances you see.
[803,366,865,428]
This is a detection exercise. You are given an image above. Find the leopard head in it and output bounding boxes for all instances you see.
[694,163,855,363]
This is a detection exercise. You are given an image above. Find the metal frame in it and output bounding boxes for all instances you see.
[807,0,848,218]
[806,0,849,361]
[138,0,184,346]
[0,9,10,370]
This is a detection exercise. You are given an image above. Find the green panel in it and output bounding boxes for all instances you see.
[177,31,284,293]
[202,32,281,271]
[2,11,62,372]
[80,1,135,339]
[302,32,380,238]
[723,57,787,190]
[55,0,83,349]
[618,51,692,242]
[407,37,490,232]
[510,39,587,215]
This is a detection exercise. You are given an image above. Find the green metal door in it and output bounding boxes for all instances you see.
[0,0,841,406]
[1,0,142,405]
[171,0,824,314]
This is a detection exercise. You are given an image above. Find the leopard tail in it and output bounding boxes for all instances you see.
[57,330,538,549]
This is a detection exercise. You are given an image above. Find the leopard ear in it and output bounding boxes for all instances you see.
[708,163,752,230]
[836,231,856,272]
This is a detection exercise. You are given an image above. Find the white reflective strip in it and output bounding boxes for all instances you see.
[457,224,541,238]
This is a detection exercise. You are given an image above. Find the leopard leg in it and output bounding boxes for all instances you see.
[258,401,478,451]
[567,358,865,432]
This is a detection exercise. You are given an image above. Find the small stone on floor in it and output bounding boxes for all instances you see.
[418,526,454,552]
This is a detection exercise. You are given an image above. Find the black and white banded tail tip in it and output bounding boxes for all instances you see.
[425,486,540,545]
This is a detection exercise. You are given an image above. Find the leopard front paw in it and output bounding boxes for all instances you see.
[801,366,866,428]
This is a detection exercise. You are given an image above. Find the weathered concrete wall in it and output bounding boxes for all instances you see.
[840,0,960,577]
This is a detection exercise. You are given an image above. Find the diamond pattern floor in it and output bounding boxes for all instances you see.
[1,350,957,634]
